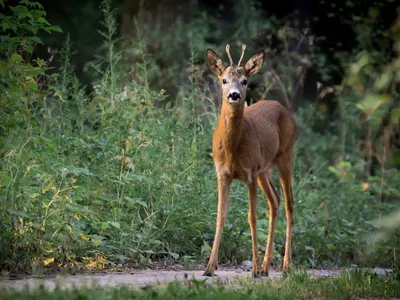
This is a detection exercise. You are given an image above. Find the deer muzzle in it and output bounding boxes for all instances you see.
[228,91,241,103]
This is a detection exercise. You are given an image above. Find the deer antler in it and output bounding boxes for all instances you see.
[238,44,246,66]
[225,44,233,66]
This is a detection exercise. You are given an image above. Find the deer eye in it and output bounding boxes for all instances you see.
[242,79,248,86]
[222,79,227,84]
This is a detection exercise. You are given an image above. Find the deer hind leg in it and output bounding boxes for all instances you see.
[277,155,294,274]
[247,178,261,278]
[203,174,231,276]
[257,170,281,276]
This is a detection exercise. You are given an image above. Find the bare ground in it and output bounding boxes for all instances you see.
[0,267,392,291]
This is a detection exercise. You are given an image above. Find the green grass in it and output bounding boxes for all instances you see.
[1,270,399,300]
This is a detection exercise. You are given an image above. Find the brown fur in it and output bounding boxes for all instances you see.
[204,45,296,277]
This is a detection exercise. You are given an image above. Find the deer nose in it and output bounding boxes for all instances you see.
[228,92,241,101]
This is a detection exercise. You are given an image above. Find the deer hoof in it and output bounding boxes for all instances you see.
[252,273,261,279]
[203,271,216,277]
[261,271,269,277]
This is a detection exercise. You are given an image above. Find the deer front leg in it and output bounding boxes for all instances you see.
[248,179,261,278]
[203,175,231,276]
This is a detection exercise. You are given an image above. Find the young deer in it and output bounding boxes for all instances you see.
[203,44,296,278]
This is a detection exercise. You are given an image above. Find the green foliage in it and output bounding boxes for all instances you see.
[0,0,61,55]
[0,0,399,275]
[0,0,62,140]
[339,8,400,155]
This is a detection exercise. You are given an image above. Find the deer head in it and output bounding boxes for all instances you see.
[206,44,264,108]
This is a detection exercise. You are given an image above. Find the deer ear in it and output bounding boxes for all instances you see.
[244,50,264,77]
[206,49,226,76]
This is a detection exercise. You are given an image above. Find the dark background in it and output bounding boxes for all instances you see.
[7,0,397,99]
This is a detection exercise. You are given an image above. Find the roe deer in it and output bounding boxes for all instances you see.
[203,44,296,278]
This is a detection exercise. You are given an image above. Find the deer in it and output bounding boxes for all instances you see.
[203,44,296,278]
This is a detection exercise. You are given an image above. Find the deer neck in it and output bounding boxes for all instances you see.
[216,102,245,154]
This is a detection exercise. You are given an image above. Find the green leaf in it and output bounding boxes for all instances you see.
[135,199,148,208]
[31,223,44,231]
[48,25,62,33]
[114,254,127,262]
[7,209,29,218]
[26,191,40,198]
[0,61,8,75]
[21,0,44,9]
[109,221,120,229]
[124,196,148,208]
[24,44,34,54]
[374,71,392,90]
[391,108,400,123]
[1,22,10,31]
[26,81,38,90]
[13,6,30,19]
[305,245,315,252]
[36,17,50,25]
[30,36,43,44]
[101,222,110,230]
[91,235,105,247]
[92,239,102,247]
[11,53,23,63]
[169,252,179,259]
[328,166,338,175]
[356,103,365,111]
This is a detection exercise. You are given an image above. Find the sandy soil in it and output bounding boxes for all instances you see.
[1,267,392,291]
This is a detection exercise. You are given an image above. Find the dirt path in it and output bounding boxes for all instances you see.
[1,267,392,291]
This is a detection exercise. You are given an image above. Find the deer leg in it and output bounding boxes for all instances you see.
[203,175,231,276]
[257,171,280,276]
[277,156,294,274]
[247,179,260,278]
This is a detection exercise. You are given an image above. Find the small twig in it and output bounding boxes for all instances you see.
[291,65,308,105]
[267,66,292,111]
[261,75,276,100]
[294,28,309,53]
[379,126,391,207]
